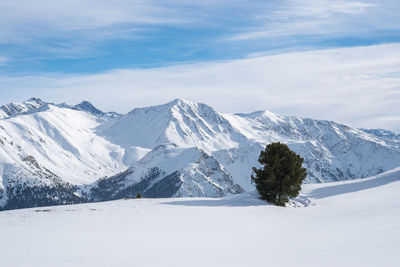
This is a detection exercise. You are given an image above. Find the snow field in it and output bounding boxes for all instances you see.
[0,168,399,267]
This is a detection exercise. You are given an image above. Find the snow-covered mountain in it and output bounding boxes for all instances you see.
[89,144,243,201]
[0,98,45,119]
[1,97,399,210]
[360,128,400,145]
[224,111,400,185]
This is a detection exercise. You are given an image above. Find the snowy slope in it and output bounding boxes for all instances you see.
[1,97,400,210]
[0,98,45,119]
[0,102,128,209]
[89,144,243,200]
[0,168,399,267]
[223,111,400,185]
[0,104,126,185]
[100,99,248,164]
[101,99,400,189]
[360,128,400,146]
[0,155,85,210]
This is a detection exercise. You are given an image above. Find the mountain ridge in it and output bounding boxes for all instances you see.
[0,98,120,120]
[0,97,399,210]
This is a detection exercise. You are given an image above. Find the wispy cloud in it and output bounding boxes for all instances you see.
[0,0,194,60]
[1,43,399,132]
[3,0,399,65]
[0,1,183,41]
[228,0,398,41]
[1,1,399,131]
[0,0,260,46]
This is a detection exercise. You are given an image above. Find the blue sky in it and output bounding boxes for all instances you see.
[1,0,399,73]
[0,0,400,131]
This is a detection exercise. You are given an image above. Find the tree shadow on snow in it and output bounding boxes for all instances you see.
[162,196,267,207]
[308,171,400,199]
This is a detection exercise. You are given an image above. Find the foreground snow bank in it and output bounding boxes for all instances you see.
[0,169,399,267]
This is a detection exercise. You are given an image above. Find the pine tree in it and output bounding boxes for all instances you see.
[136,192,142,199]
[251,142,307,207]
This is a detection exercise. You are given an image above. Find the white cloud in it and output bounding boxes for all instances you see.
[228,0,398,41]
[0,0,256,44]
[0,1,183,40]
[1,0,398,60]
[1,43,400,132]
[0,0,194,58]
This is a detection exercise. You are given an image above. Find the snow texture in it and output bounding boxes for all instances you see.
[0,97,400,209]
[0,168,399,266]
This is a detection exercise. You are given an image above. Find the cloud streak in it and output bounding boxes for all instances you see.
[0,0,195,60]
[227,0,399,41]
[1,43,399,132]
[2,0,399,65]
[0,1,183,41]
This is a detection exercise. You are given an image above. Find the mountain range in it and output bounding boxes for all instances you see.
[0,97,399,210]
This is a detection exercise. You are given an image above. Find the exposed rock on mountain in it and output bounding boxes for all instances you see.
[0,98,399,210]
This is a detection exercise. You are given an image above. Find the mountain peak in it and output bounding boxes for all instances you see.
[73,101,104,116]
[236,109,285,124]
[164,98,200,111]
[128,98,211,116]
[168,98,193,105]
[166,98,219,114]
[25,97,44,105]
[103,98,233,152]
[0,97,47,119]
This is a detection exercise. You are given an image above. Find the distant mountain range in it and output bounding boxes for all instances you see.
[0,98,399,210]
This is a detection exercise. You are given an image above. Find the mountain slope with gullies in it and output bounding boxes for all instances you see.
[0,97,399,210]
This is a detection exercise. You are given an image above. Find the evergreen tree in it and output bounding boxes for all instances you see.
[136,192,142,199]
[252,142,307,206]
